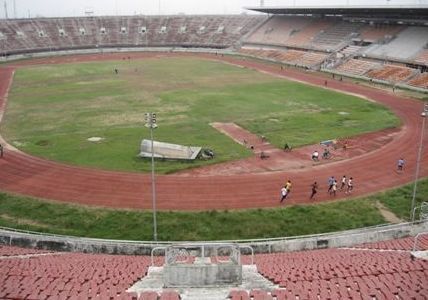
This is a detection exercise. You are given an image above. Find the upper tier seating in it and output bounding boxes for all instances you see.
[364,26,428,61]
[414,49,428,66]
[310,21,364,51]
[244,16,366,52]
[245,16,312,46]
[284,18,333,48]
[0,15,265,55]
[339,45,363,56]
[358,24,404,43]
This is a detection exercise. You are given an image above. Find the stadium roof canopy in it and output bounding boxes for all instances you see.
[245,5,428,21]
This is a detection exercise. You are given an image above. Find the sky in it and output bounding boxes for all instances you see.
[1,0,427,18]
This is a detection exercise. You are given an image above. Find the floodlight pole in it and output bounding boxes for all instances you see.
[146,112,158,241]
[411,104,428,223]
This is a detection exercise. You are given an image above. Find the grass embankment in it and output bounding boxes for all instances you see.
[0,179,426,241]
[2,57,398,173]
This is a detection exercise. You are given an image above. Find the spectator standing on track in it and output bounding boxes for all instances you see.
[346,177,353,194]
[310,181,318,199]
[327,176,335,192]
[0,144,3,158]
[397,158,405,172]
[340,175,347,191]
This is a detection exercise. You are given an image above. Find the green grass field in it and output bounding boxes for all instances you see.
[0,178,426,241]
[2,57,398,173]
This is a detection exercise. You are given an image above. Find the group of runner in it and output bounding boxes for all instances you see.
[280,175,353,204]
[309,175,353,200]
[281,157,406,204]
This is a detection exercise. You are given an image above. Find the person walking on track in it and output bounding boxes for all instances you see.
[310,181,318,199]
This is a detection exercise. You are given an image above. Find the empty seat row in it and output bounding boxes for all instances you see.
[366,64,416,83]
[240,48,328,68]
[334,59,381,76]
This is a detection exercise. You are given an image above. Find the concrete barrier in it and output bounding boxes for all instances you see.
[1,221,427,255]
[162,243,242,287]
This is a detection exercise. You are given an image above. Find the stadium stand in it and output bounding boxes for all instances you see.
[407,72,428,89]
[244,16,367,52]
[0,246,161,299]
[364,26,428,61]
[334,58,381,76]
[358,23,404,43]
[1,235,427,299]
[284,18,333,49]
[366,64,416,83]
[0,15,265,55]
[253,239,428,299]
[310,21,363,52]
[338,45,363,57]
[414,49,428,66]
[245,16,312,46]
[240,47,329,68]
[240,16,427,89]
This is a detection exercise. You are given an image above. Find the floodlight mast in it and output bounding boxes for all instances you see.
[411,104,428,222]
[145,112,158,241]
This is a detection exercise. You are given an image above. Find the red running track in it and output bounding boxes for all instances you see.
[0,53,427,211]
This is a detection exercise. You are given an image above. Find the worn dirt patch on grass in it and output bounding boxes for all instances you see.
[0,214,49,228]
[375,201,404,224]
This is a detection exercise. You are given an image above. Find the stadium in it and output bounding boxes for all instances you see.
[0,0,427,299]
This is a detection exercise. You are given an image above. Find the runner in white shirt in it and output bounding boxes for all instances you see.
[346,177,353,194]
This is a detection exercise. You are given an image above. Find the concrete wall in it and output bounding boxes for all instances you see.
[1,221,427,255]
[322,68,428,94]
[164,264,242,287]
[241,221,428,254]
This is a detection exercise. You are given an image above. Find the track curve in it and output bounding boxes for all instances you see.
[0,52,426,211]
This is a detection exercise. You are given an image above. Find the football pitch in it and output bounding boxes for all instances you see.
[3,56,398,173]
